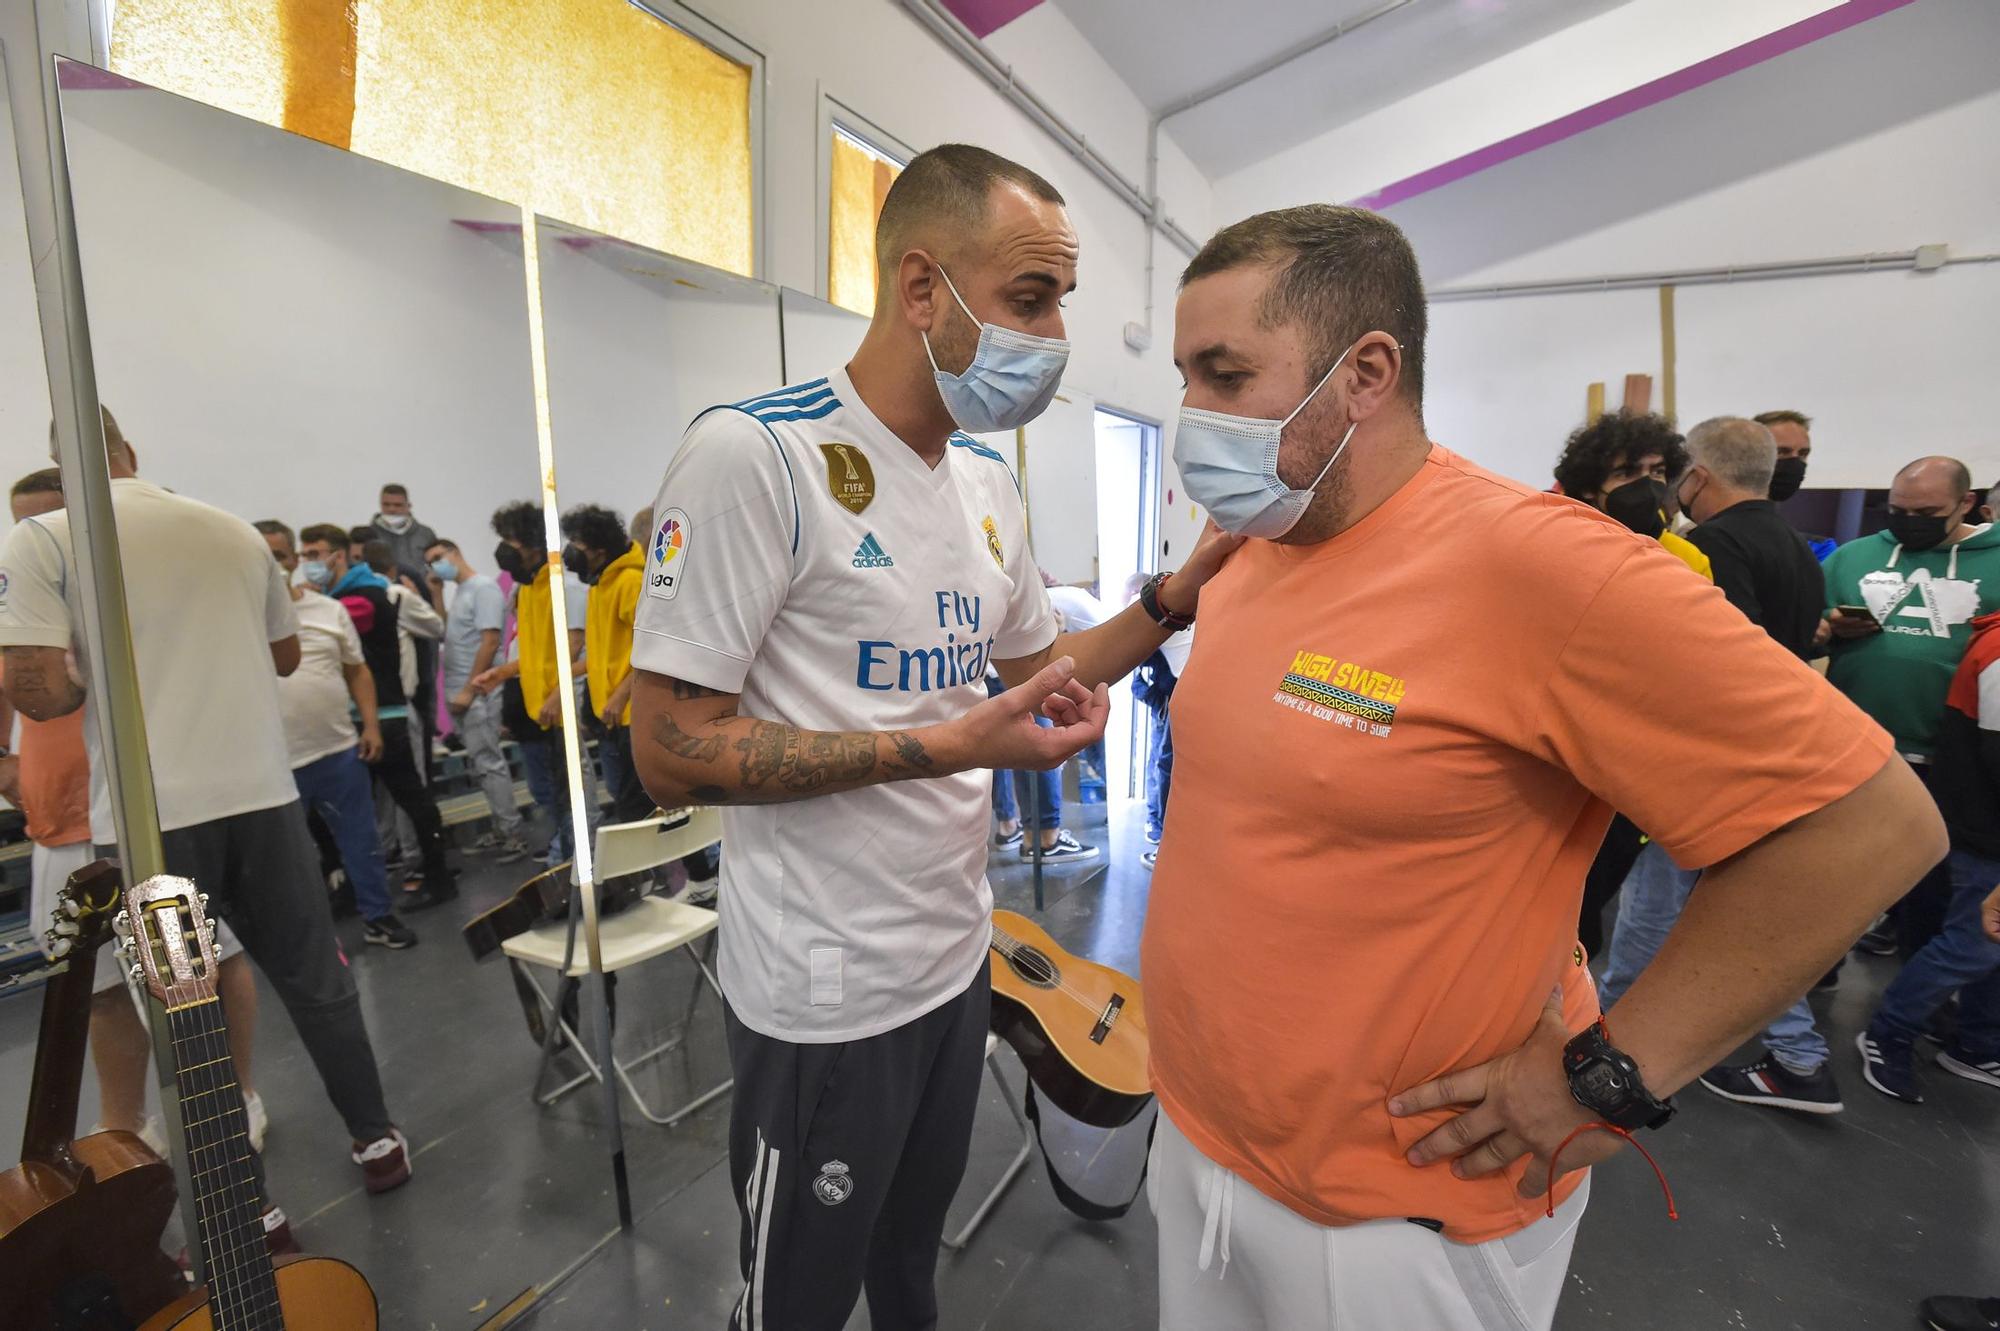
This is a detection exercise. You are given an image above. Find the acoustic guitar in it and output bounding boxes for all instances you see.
[0,859,185,1330]
[988,909,1151,1129]
[122,873,379,1330]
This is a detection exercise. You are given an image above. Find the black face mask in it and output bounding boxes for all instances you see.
[1769,456,1808,502]
[562,545,596,584]
[1604,477,1668,539]
[493,541,528,580]
[1886,511,1953,552]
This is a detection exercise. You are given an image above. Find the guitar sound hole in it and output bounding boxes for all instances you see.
[1004,945,1060,990]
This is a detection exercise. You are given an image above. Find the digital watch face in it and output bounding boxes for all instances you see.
[1580,1060,1630,1104]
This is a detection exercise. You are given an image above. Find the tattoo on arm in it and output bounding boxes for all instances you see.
[735,722,877,793]
[650,708,727,763]
[886,730,934,775]
[670,678,726,700]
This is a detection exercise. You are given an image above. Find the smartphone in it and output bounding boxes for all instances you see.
[1835,604,1878,623]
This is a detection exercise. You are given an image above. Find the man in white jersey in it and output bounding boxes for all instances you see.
[631,144,1236,1331]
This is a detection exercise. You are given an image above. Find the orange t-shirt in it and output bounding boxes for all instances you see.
[1142,445,1895,1243]
[0,661,91,847]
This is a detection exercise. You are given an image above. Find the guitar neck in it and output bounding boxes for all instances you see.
[164,995,283,1328]
[19,934,104,1170]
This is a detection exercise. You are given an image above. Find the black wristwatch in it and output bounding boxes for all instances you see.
[1563,1021,1675,1130]
[1137,572,1194,632]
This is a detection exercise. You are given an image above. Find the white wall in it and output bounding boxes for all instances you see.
[1400,0,1999,490]
[0,66,52,476]
[34,79,542,553]
[536,224,785,527]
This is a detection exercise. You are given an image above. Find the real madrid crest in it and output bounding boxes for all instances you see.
[981,515,1004,571]
[819,442,876,515]
[813,1159,853,1207]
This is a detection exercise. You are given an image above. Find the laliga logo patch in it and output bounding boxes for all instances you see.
[647,508,690,601]
[813,1159,853,1207]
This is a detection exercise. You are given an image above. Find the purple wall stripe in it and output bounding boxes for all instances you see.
[939,0,1045,40]
[1351,0,1920,212]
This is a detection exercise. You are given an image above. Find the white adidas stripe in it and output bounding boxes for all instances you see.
[735,1134,767,1331]
[751,1141,780,1331]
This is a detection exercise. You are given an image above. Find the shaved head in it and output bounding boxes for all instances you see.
[1895,455,1972,497]
[873,143,1065,277]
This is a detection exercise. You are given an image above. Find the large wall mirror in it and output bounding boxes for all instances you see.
[0,57,625,1327]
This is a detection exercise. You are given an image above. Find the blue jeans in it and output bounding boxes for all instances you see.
[1599,841,1830,1073]
[1872,848,2000,1058]
[984,676,1061,831]
[1143,704,1174,837]
[292,746,394,922]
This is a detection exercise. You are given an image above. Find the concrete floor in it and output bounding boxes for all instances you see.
[3,798,1998,1330]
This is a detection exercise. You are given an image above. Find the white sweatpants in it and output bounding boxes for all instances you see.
[32,839,242,993]
[1150,1109,1588,1331]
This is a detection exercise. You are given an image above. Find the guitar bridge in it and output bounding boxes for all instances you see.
[1088,993,1124,1045]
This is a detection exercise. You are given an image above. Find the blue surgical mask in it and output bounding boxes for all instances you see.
[1173,343,1360,540]
[300,559,332,591]
[430,557,459,581]
[923,264,1069,432]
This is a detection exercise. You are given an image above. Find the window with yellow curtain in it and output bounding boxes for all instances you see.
[107,0,756,276]
[828,128,905,317]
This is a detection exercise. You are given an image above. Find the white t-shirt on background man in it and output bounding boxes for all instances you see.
[633,370,1056,1043]
[0,477,299,841]
[278,591,365,770]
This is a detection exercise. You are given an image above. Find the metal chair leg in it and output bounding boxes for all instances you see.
[943,1049,1034,1251]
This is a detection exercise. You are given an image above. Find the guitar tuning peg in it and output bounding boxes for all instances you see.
[114,909,130,929]
[128,962,144,982]
[197,893,209,905]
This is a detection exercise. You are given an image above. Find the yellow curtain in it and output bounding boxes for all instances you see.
[828,131,901,317]
[109,0,754,276]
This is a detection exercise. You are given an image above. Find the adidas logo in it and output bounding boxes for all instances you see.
[852,533,895,569]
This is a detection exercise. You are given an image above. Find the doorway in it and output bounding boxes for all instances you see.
[1093,408,1162,805]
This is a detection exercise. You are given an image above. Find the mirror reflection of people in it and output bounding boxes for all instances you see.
[256,521,414,951]
[627,143,1237,1331]
[425,537,528,862]
[1143,205,1938,1331]
[1754,409,1836,560]
[1123,571,1187,871]
[473,501,596,865]
[297,524,455,908]
[559,504,651,824]
[0,409,410,1197]
[371,482,438,572]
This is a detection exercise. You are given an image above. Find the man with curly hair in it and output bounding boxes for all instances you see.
[1553,410,1711,580]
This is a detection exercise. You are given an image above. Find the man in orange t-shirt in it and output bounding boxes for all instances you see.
[1144,206,1941,1331]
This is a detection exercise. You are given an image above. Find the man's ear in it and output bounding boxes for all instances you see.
[896,249,941,334]
[1343,331,1403,422]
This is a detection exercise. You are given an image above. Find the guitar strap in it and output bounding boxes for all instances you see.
[1021,1084,1157,1222]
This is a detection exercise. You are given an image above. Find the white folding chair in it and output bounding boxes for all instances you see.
[502,808,732,1126]
[942,1032,1035,1250]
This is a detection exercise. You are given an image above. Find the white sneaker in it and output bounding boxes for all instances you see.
[244,1090,269,1152]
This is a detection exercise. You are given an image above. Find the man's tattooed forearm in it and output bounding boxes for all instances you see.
[649,709,726,763]
[885,730,934,775]
[735,722,877,792]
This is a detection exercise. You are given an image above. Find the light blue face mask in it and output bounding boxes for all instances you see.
[923,264,1070,433]
[430,557,459,581]
[1173,343,1359,540]
[299,559,332,591]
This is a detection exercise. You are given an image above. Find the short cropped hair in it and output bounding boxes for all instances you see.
[425,537,459,555]
[380,483,408,498]
[345,524,376,549]
[1181,204,1428,406]
[560,503,629,556]
[297,523,349,551]
[1753,410,1812,432]
[1553,411,1687,499]
[490,500,542,548]
[253,519,295,551]
[873,143,1065,274]
[1684,416,1777,494]
[12,468,62,500]
[361,540,395,574]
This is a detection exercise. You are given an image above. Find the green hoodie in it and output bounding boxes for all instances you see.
[1823,523,2000,757]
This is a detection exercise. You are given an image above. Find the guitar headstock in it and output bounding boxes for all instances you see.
[121,875,219,1007]
[43,858,125,963]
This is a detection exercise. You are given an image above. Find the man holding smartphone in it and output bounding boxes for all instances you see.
[1825,457,2000,960]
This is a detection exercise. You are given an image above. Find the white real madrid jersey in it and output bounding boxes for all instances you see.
[632,369,1057,1042]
